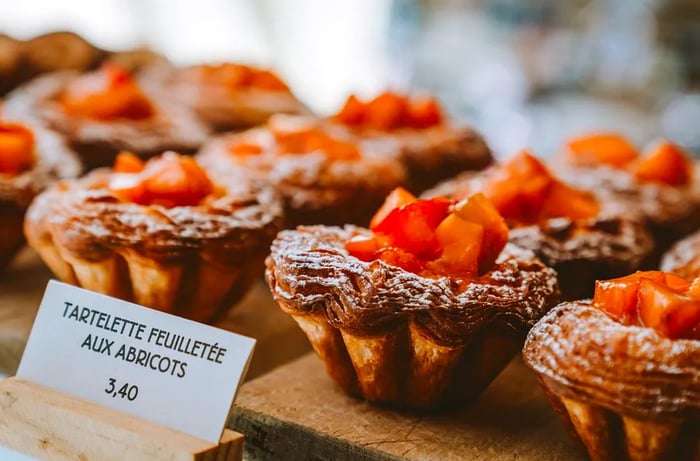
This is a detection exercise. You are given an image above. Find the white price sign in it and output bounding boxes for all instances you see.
[17,280,255,443]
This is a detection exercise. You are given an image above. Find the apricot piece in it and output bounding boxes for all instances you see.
[113,151,144,173]
[0,123,35,175]
[635,140,691,185]
[369,187,417,230]
[454,193,509,272]
[566,133,638,167]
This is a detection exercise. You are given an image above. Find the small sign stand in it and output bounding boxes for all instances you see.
[0,376,244,461]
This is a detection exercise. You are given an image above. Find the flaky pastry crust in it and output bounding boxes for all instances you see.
[25,169,283,321]
[4,71,209,169]
[198,123,407,227]
[266,225,559,408]
[524,302,699,461]
[0,122,80,269]
[423,170,654,300]
[149,65,308,132]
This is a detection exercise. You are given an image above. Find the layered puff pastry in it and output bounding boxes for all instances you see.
[25,151,283,322]
[524,271,699,461]
[330,91,492,193]
[149,62,308,132]
[266,190,560,409]
[423,151,654,300]
[555,134,700,249]
[0,118,80,270]
[198,114,406,227]
[4,62,208,170]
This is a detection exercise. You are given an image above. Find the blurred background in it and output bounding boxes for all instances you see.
[0,0,699,157]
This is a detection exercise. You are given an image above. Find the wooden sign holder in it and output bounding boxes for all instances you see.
[0,377,244,461]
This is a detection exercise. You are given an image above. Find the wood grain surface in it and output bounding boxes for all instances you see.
[0,377,245,461]
[0,248,311,378]
[230,353,586,461]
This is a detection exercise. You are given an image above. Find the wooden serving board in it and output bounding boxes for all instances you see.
[230,353,586,461]
[0,248,311,378]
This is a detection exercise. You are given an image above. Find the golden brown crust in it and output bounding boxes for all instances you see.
[24,170,283,321]
[267,225,559,408]
[555,164,700,242]
[147,64,308,132]
[524,301,700,420]
[423,170,654,299]
[0,120,81,270]
[661,230,700,280]
[4,71,209,169]
[334,122,492,194]
[266,225,560,344]
[25,169,283,263]
[197,119,407,227]
[0,121,81,208]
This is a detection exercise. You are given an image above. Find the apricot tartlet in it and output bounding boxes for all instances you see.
[524,271,700,461]
[558,133,700,247]
[331,91,492,193]
[25,151,283,322]
[266,188,560,409]
[4,62,208,170]
[0,118,80,270]
[155,62,307,132]
[423,151,654,300]
[197,114,406,227]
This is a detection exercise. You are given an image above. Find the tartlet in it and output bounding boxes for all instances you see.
[330,91,492,193]
[423,151,654,300]
[555,134,700,248]
[524,271,699,461]
[197,114,406,227]
[25,151,283,322]
[0,118,80,270]
[4,62,208,170]
[152,62,307,132]
[266,189,560,409]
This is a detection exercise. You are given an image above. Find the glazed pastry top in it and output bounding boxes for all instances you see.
[423,151,654,267]
[556,134,700,228]
[0,120,80,207]
[3,64,209,155]
[524,301,700,419]
[266,224,559,345]
[197,115,407,191]
[25,153,283,262]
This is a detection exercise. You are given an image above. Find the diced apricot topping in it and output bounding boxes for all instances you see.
[483,151,599,225]
[109,152,213,207]
[0,122,36,175]
[113,151,144,173]
[453,193,509,272]
[268,120,360,160]
[347,189,508,276]
[344,234,393,262]
[430,214,483,275]
[539,183,600,222]
[333,92,444,130]
[61,62,154,120]
[373,199,450,258]
[228,142,264,157]
[376,248,425,274]
[634,140,691,186]
[196,64,289,91]
[335,95,364,126]
[593,271,700,339]
[566,133,639,167]
[369,187,417,230]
